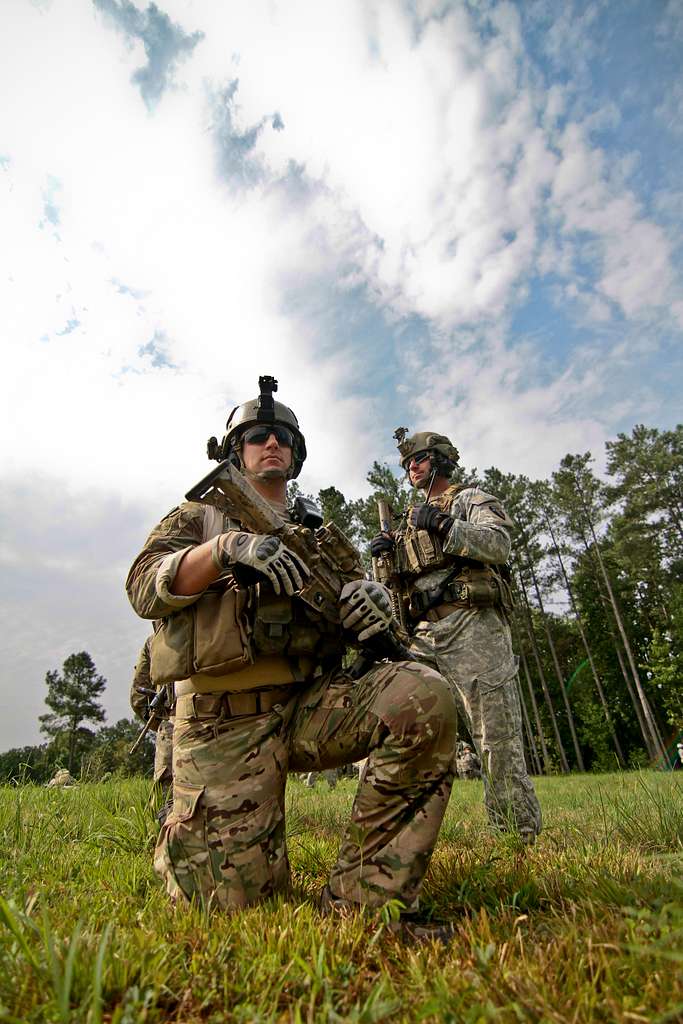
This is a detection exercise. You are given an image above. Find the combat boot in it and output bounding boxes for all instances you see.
[319,886,455,945]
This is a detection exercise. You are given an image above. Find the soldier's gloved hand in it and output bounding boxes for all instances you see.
[370,533,395,557]
[409,504,454,538]
[219,532,310,596]
[339,579,393,641]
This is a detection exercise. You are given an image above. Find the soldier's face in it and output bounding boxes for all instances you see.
[242,429,293,479]
[408,451,432,489]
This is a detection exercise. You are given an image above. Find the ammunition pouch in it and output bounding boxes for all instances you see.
[252,583,342,662]
[253,587,293,654]
[397,526,451,576]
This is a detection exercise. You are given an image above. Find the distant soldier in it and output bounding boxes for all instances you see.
[455,742,481,780]
[371,429,542,843]
[46,767,77,788]
[130,636,174,788]
[305,769,339,788]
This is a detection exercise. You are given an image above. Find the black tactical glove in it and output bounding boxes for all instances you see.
[409,504,454,538]
[370,533,395,557]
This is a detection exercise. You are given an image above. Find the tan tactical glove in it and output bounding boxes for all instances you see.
[217,531,310,596]
[339,579,394,641]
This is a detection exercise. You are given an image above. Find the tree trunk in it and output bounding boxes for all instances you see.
[543,509,626,767]
[68,725,76,775]
[523,546,585,770]
[580,507,667,764]
[516,572,570,772]
[516,675,542,775]
[519,644,552,773]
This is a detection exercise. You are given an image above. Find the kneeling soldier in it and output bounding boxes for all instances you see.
[126,379,458,926]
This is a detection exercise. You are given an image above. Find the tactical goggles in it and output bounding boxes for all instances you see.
[404,450,431,469]
[241,424,294,448]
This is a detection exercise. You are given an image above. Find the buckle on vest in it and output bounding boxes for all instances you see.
[409,587,442,617]
[442,582,469,604]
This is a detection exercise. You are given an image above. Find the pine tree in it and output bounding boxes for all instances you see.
[317,486,359,542]
[606,424,683,556]
[642,628,683,732]
[39,652,106,774]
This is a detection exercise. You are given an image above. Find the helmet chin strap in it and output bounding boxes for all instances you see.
[424,468,437,503]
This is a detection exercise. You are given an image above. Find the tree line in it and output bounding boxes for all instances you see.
[1,422,680,783]
[0,652,153,784]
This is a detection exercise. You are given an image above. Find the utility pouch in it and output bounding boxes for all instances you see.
[493,564,515,616]
[253,585,293,655]
[150,611,193,686]
[463,573,499,608]
[399,526,451,576]
[193,582,253,675]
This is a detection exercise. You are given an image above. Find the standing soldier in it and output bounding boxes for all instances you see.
[455,742,481,780]
[371,430,542,843]
[126,378,458,936]
[130,635,174,789]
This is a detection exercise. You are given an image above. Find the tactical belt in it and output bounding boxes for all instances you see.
[175,687,295,721]
[422,600,469,622]
[409,581,469,619]
[173,654,313,698]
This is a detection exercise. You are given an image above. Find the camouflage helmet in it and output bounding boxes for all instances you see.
[207,375,307,479]
[394,427,459,474]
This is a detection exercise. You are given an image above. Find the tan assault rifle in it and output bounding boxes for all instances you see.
[185,460,412,670]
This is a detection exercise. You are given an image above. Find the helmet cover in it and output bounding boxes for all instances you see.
[393,427,460,473]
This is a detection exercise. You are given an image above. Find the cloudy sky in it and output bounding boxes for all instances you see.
[1,0,682,750]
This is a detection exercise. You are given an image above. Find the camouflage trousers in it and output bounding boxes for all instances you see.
[153,718,174,786]
[410,607,542,841]
[154,660,457,911]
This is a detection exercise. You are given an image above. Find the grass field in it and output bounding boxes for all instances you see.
[0,771,682,1023]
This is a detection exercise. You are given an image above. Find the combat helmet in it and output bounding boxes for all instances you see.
[393,427,459,477]
[207,375,307,479]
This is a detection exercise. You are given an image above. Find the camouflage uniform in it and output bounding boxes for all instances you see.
[153,719,174,785]
[46,768,77,788]
[126,500,457,911]
[394,482,542,841]
[130,637,174,786]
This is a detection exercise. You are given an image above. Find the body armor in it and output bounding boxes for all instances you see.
[394,485,513,621]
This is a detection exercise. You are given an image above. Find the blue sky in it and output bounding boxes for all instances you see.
[1,0,682,748]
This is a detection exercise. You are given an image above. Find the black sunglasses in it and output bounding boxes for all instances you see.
[404,450,430,468]
[242,424,294,448]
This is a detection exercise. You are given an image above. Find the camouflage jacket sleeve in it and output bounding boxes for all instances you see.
[126,502,210,620]
[129,636,152,720]
[443,487,513,564]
